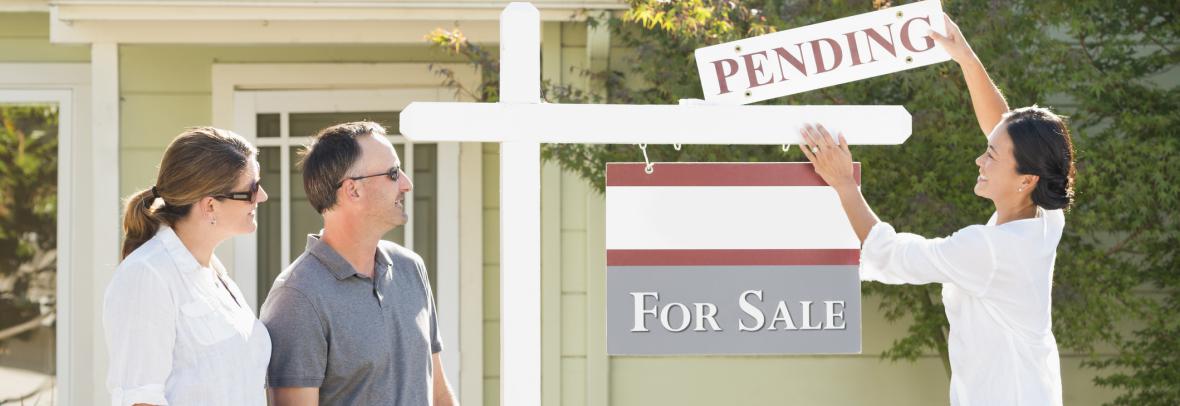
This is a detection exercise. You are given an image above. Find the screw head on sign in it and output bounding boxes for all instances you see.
[896,11,903,18]
[905,56,914,63]
[744,90,752,97]
[735,45,742,52]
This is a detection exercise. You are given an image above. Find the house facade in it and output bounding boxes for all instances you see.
[0,1,1122,405]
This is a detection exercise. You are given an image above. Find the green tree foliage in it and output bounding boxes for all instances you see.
[428,1,1178,403]
[0,105,58,345]
[1024,1,1179,404]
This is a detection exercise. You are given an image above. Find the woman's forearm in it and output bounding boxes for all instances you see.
[834,184,880,245]
[959,55,1010,137]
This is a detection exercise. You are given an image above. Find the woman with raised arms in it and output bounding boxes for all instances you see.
[800,16,1075,406]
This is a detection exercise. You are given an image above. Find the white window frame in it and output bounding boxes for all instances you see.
[234,87,465,393]
[232,87,443,291]
[213,63,478,400]
[0,63,90,406]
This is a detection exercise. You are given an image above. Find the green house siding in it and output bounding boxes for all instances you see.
[0,13,89,63]
[483,142,501,405]
[116,44,463,199]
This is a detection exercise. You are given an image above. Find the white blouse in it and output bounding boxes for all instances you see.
[103,226,270,406]
[861,208,1065,406]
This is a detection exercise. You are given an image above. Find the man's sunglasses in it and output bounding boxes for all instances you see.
[336,165,400,189]
[214,180,261,203]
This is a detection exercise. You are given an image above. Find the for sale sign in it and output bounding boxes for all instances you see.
[606,163,862,355]
[695,0,950,105]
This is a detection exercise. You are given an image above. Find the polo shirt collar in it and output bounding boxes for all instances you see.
[307,234,393,280]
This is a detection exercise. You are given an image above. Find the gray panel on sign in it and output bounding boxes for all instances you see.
[608,266,861,355]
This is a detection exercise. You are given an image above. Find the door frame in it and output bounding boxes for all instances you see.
[214,63,479,401]
[232,87,448,303]
[0,63,90,405]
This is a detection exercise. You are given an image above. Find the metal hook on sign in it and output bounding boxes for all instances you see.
[782,144,790,153]
[639,144,654,174]
[673,144,682,151]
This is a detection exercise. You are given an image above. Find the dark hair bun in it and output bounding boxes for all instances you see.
[1005,106,1076,211]
[1030,173,1072,210]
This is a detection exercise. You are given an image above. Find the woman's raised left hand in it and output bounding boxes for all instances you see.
[799,124,856,190]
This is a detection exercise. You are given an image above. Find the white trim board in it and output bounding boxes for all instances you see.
[0,89,73,406]
[48,1,624,44]
[90,43,121,404]
[52,1,625,22]
[0,0,46,12]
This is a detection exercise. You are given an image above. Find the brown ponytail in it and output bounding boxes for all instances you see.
[121,187,163,259]
[120,127,256,259]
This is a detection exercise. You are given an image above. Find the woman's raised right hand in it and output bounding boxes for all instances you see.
[929,14,977,66]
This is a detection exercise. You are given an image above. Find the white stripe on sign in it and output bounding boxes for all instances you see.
[605,186,859,250]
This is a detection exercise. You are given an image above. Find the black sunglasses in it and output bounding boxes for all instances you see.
[336,165,400,189]
[214,180,261,203]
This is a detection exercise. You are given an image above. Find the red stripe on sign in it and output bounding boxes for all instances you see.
[606,162,861,187]
[607,249,861,266]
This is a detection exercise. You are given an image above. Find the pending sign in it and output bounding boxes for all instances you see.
[606,163,863,355]
[695,0,950,105]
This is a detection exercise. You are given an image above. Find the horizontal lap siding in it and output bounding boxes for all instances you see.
[117,44,462,200]
[0,13,89,63]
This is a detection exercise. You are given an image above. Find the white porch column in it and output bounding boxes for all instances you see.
[498,3,541,406]
[90,41,120,404]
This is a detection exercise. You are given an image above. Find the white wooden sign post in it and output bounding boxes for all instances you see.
[399,3,917,405]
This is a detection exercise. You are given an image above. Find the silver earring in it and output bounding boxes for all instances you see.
[1019,187,1024,192]
[210,217,217,225]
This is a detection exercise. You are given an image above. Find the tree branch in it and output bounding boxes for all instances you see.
[1106,225,1148,256]
[919,288,952,378]
[0,312,52,341]
[1077,32,1105,74]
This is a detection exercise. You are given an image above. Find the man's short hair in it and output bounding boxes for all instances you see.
[300,121,387,214]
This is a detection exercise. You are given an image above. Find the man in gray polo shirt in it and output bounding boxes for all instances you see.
[261,121,456,405]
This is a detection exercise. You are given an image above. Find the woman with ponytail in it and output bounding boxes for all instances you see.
[104,127,271,405]
[798,16,1075,406]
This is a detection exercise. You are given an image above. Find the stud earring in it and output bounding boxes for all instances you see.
[210,217,217,225]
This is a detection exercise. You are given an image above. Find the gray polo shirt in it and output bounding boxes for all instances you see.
[261,234,442,405]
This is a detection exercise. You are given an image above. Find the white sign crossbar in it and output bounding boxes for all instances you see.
[400,102,911,144]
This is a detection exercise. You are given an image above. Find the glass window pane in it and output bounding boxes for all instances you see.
[289,112,398,139]
[0,104,59,403]
[257,113,280,138]
[256,147,282,303]
[408,143,437,292]
[256,112,437,306]
[289,147,324,265]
